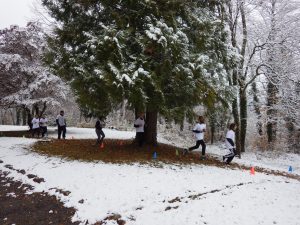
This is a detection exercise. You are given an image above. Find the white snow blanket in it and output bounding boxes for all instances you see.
[0,127,300,225]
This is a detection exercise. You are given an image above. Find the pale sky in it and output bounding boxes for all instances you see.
[0,0,38,29]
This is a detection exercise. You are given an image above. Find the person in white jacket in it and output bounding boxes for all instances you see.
[134,112,145,147]
[31,115,40,138]
[223,123,236,164]
[183,116,206,159]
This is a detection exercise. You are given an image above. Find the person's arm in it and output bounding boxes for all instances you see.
[226,138,234,147]
[192,130,201,133]
[134,119,140,128]
[56,117,59,126]
[192,124,202,133]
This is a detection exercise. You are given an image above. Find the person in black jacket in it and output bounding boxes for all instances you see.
[95,117,105,145]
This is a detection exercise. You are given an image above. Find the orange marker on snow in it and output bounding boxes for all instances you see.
[250,167,255,175]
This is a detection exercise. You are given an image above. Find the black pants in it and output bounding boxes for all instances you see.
[224,148,235,164]
[96,129,105,144]
[32,128,40,138]
[189,140,206,156]
[136,132,144,147]
[58,126,66,139]
[41,126,47,137]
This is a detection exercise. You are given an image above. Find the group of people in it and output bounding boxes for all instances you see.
[30,110,67,139]
[183,115,238,164]
[133,113,238,164]
[30,110,237,164]
[30,115,48,138]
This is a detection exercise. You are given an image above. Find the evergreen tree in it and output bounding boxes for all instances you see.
[43,0,234,144]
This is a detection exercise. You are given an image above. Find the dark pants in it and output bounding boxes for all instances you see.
[224,148,236,164]
[41,126,47,137]
[96,129,105,144]
[136,132,144,147]
[189,140,206,156]
[58,126,66,139]
[32,128,40,138]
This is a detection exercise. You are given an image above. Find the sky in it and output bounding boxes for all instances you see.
[0,0,38,29]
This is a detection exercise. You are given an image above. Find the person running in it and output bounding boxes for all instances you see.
[56,110,67,139]
[223,123,236,164]
[31,115,40,138]
[134,112,145,147]
[183,116,206,160]
[39,115,48,138]
[95,117,105,145]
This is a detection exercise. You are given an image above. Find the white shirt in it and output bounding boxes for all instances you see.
[32,118,40,129]
[39,118,48,127]
[225,130,235,149]
[56,114,66,126]
[193,123,206,140]
[134,117,145,133]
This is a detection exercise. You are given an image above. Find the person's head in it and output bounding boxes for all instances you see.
[229,123,236,130]
[34,114,38,118]
[139,112,145,118]
[198,116,205,124]
[60,110,64,116]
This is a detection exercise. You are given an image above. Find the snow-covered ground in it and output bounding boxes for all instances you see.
[0,126,300,225]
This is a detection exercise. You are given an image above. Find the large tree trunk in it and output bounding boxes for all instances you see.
[145,111,158,145]
[16,108,21,125]
[240,90,247,152]
[22,108,27,126]
[267,82,278,143]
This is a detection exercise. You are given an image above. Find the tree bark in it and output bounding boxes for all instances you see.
[240,90,247,152]
[145,111,158,145]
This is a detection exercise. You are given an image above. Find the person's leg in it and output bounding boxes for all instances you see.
[37,128,40,138]
[224,148,235,163]
[99,129,105,143]
[41,127,44,137]
[226,155,235,164]
[62,126,66,139]
[58,126,61,139]
[199,140,206,156]
[95,129,101,144]
[137,132,144,147]
[188,140,201,152]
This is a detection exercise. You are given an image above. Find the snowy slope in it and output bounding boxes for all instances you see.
[0,128,300,225]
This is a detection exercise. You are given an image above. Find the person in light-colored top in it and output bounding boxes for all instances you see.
[39,115,48,138]
[223,123,236,164]
[134,112,145,147]
[31,115,40,138]
[183,116,206,159]
[56,110,66,139]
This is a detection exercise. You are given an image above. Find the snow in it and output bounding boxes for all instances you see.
[0,127,300,225]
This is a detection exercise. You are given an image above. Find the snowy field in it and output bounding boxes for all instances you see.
[0,126,300,225]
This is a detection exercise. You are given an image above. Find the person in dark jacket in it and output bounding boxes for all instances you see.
[95,117,105,145]
[223,123,236,164]
[56,110,66,139]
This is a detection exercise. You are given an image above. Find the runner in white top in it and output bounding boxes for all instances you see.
[223,123,236,164]
[134,112,145,147]
[31,116,40,138]
[39,116,48,138]
[184,116,207,159]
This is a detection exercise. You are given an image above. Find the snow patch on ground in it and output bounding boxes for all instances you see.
[0,127,300,225]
